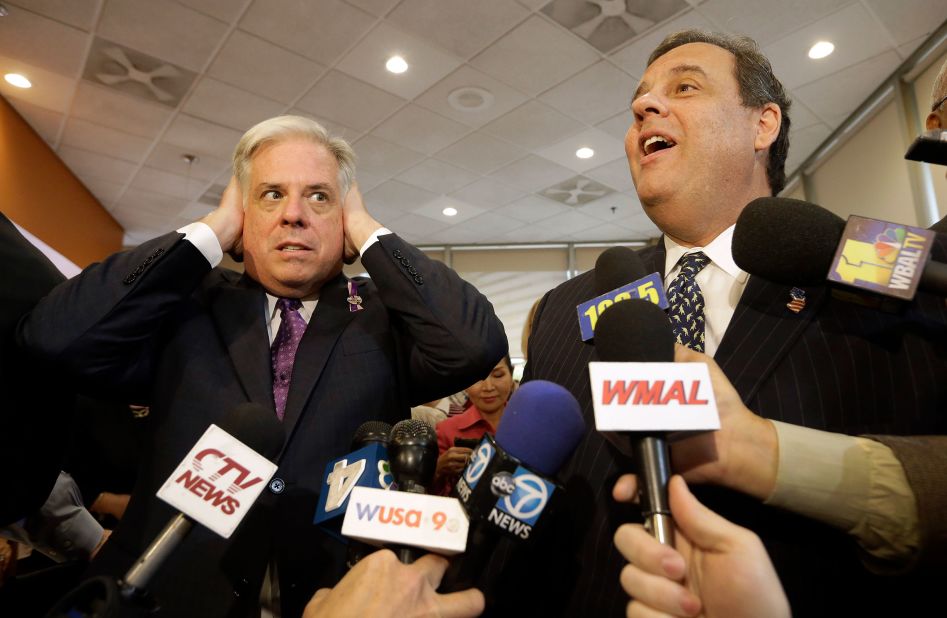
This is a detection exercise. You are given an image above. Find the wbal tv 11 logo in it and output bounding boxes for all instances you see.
[829,216,934,300]
[486,466,554,540]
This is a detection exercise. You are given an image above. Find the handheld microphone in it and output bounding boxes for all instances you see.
[732,197,947,300]
[578,246,668,341]
[905,128,947,166]
[385,419,438,563]
[442,380,584,591]
[48,403,283,615]
[593,300,676,544]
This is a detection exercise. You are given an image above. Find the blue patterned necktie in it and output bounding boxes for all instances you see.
[271,298,307,420]
[666,252,710,352]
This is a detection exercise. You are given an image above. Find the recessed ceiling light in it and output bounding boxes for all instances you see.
[442,207,458,217]
[386,55,408,74]
[576,147,595,159]
[808,41,834,60]
[4,73,31,88]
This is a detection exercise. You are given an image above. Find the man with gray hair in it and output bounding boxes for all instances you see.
[19,115,507,617]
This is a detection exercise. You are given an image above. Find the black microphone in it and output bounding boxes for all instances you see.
[386,419,438,563]
[594,300,676,545]
[905,128,947,165]
[47,403,283,616]
[594,246,650,294]
[442,381,584,591]
[733,197,947,298]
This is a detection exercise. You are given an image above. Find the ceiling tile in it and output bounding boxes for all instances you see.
[427,225,484,245]
[0,6,87,77]
[414,65,529,128]
[574,191,642,221]
[448,178,526,208]
[458,211,528,236]
[371,104,470,155]
[623,210,661,238]
[410,196,487,224]
[337,22,463,100]
[864,0,947,47]
[609,9,715,77]
[353,169,385,193]
[163,114,245,161]
[435,131,527,174]
[145,142,230,182]
[82,37,197,108]
[517,0,552,9]
[535,127,627,173]
[130,166,207,201]
[344,0,401,17]
[503,194,573,223]
[80,177,127,207]
[542,0,691,54]
[482,100,586,150]
[595,109,633,139]
[387,212,451,240]
[98,0,228,72]
[288,108,362,143]
[61,117,153,163]
[697,0,851,46]
[241,0,376,66]
[789,97,821,131]
[793,50,902,127]
[353,135,425,177]
[785,122,832,174]
[539,60,635,124]
[541,175,614,206]
[0,58,76,113]
[6,97,63,143]
[179,201,216,221]
[297,70,405,133]
[363,179,435,221]
[567,221,639,242]
[57,145,139,186]
[8,0,100,31]
[400,158,480,195]
[183,77,286,131]
[584,156,635,192]
[208,30,326,105]
[70,82,172,138]
[501,220,571,242]
[176,0,246,23]
[531,209,604,235]
[117,186,188,217]
[486,154,575,192]
[763,3,894,90]
[470,15,599,96]
[387,0,530,59]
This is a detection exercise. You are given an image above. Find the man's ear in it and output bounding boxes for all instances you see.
[754,102,781,151]
[927,111,943,130]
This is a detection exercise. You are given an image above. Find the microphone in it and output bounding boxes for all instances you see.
[593,300,676,544]
[732,197,947,299]
[905,128,947,166]
[442,380,584,591]
[48,403,283,615]
[384,419,439,563]
[578,246,669,341]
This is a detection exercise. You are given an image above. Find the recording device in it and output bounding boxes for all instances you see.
[732,197,947,301]
[589,300,719,545]
[905,128,947,166]
[384,419,439,563]
[453,436,481,450]
[441,380,585,591]
[576,246,668,341]
[47,403,283,616]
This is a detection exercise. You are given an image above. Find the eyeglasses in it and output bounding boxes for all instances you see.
[934,93,947,113]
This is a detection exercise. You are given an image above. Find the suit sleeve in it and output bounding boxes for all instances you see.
[359,234,507,405]
[17,232,212,399]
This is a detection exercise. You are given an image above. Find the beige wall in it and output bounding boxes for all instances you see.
[0,95,122,266]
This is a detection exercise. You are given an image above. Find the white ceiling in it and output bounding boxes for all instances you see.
[1,0,945,246]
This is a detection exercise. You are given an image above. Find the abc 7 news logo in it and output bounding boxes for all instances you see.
[489,471,516,497]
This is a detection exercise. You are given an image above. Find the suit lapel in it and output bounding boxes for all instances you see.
[211,274,273,409]
[714,276,827,403]
[280,273,357,441]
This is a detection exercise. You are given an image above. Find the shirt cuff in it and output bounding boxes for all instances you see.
[177,221,224,267]
[359,227,392,257]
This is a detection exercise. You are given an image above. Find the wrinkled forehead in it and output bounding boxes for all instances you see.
[635,42,737,98]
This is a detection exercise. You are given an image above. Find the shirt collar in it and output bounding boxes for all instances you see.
[663,224,748,282]
[456,405,490,431]
[266,293,318,325]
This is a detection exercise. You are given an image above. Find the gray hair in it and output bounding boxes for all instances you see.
[233,115,357,198]
[932,59,947,111]
[648,30,792,195]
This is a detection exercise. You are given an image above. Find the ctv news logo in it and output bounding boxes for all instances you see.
[487,466,554,540]
[174,448,264,515]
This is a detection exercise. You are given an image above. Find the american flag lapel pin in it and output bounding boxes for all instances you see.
[787,287,806,314]
[346,280,364,312]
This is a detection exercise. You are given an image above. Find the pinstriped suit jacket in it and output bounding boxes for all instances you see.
[484,238,947,617]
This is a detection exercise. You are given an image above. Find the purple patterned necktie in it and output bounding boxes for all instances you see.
[271,298,308,420]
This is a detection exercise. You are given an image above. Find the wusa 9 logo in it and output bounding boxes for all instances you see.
[174,448,264,515]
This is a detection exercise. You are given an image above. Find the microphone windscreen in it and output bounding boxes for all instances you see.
[495,381,584,477]
[595,246,649,295]
[930,215,947,234]
[217,402,284,461]
[733,197,845,285]
[352,420,392,449]
[594,299,674,363]
[389,419,436,446]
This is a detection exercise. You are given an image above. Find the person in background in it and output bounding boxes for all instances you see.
[433,355,514,494]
